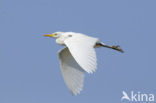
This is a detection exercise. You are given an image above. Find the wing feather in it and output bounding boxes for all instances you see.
[64,35,98,73]
[58,48,84,95]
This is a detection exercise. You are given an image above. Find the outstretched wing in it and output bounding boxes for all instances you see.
[58,48,84,95]
[64,35,98,73]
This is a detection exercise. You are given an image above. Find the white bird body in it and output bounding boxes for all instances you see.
[55,32,99,46]
[44,32,123,95]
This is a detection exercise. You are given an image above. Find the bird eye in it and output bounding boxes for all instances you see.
[68,35,72,37]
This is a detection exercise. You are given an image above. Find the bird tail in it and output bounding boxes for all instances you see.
[96,42,124,53]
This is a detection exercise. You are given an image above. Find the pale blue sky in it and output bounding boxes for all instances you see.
[0,0,156,103]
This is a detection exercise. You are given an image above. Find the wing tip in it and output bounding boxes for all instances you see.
[86,66,97,74]
[70,87,83,96]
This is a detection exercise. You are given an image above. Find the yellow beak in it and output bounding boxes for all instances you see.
[44,33,55,37]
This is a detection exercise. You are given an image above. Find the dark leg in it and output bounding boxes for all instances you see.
[96,43,124,53]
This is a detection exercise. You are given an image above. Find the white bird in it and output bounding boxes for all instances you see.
[44,32,123,95]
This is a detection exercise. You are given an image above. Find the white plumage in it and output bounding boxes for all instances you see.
[59,48,84,95]
[64,34,98,73]
[44,32,123,95]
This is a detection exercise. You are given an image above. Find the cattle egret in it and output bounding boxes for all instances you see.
[44,32,123,95]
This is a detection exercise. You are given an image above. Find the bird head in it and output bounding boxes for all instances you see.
[44,32,63,38]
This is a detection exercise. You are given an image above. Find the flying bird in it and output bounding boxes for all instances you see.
[44,32,123,95]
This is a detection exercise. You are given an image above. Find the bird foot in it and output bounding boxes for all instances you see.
[111,45,124,53]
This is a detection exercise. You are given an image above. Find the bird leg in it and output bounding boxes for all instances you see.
[96,43,124,53]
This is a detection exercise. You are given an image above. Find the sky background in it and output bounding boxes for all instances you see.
[0,0,156,103]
